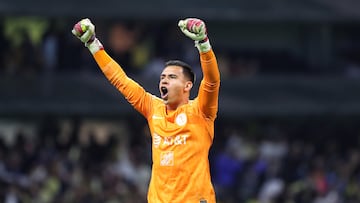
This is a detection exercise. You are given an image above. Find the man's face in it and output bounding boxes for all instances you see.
[159,66,191,105]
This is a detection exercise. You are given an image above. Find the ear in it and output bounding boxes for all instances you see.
[184,81,193,92]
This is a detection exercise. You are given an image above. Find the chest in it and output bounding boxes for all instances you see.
[151,105,203,134]
[149,104,209,148]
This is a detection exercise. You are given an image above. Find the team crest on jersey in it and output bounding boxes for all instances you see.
[175,113,187,126]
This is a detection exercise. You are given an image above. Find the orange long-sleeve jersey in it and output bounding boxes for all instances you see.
[93,49,220,203]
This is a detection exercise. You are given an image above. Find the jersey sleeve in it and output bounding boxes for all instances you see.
[197,49,221,121]
[92,50,153,118]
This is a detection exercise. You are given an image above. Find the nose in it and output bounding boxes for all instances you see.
[161,77,169,84]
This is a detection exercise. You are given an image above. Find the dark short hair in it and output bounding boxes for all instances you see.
[165,60,196,84]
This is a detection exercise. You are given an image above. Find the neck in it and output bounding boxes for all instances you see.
[166,98,189,111]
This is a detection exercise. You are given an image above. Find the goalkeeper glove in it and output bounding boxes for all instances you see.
[178,18,211,53]
[72,18,103,54]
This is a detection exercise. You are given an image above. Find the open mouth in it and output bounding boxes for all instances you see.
[160,87,168,99]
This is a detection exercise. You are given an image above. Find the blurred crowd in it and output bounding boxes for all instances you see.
[0,116,152,203]
[211,119,360,203]
[2,17,359,79]
[0,116,359,203]
[0,18,213,79]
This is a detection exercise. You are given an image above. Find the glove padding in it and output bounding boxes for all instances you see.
[72,18,103,54]
[178,18,211,53]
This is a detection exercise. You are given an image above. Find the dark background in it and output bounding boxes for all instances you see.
[0,0,360,202]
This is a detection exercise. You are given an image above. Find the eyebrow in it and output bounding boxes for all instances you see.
[161,73,178,78]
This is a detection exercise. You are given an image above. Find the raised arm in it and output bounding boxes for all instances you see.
[179,18,220,120]
[71,18,153,118]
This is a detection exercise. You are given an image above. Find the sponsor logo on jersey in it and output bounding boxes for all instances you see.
[153,133,161,148]
[152,115,164,120]
[152,133,188,148]
[160,151,174,166]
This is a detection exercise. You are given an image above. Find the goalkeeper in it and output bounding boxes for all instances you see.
[72,18,220,203]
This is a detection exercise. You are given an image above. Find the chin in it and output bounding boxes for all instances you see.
[162,99,169,105]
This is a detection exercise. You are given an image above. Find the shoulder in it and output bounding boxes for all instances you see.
[151,96,166,111]
[185,99,200,113]
[151,95,164,105]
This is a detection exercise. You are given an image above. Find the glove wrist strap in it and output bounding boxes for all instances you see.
[195,39,211,53]
[86,38,104,54]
